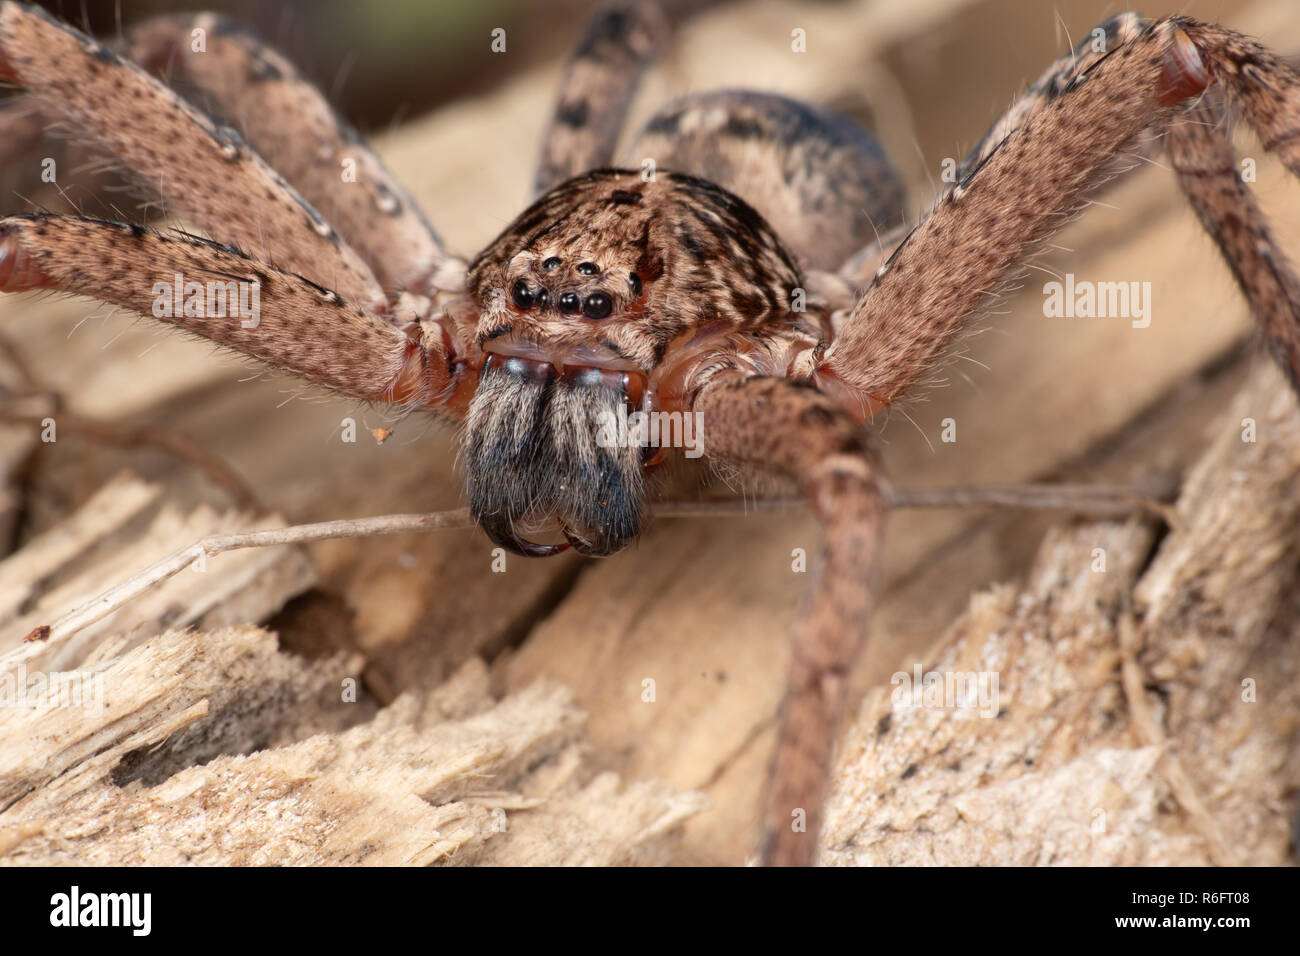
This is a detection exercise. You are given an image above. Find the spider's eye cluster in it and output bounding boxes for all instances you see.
[506,257,643,321]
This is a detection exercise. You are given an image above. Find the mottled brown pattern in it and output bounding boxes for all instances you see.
[691,374,886,867]
[823,19,1179,406]
[533,0,676,197]
[1,1,1298,868]
[958,12,1149,183]
[0,12,454,300]
[1189,21,1300,177]
[119,13,455,299]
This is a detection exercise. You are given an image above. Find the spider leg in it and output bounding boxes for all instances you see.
[1191,21,1300,177]
[533,0,723,197]
[816,16,1300,416]
[25,509,475,647]
[0,213,459,412]
[533,0,671,197]
[1168,100,1300,391]
[689,372,887,867]
[0,3,386,312]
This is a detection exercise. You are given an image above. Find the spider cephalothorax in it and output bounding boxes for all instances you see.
[460,168,816,557]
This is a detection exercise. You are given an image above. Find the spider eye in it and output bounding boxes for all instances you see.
[577,261,600,276]
[558,291,581,314]
[628,273,642,297]
[511,279,534,309]
[542,256,562,271]
[582,292,613,319]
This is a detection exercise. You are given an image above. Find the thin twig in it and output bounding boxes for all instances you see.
[888,477,1179,524]
[650,497,805,517]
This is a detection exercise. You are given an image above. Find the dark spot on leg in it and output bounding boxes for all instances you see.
[644,109,683,137]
